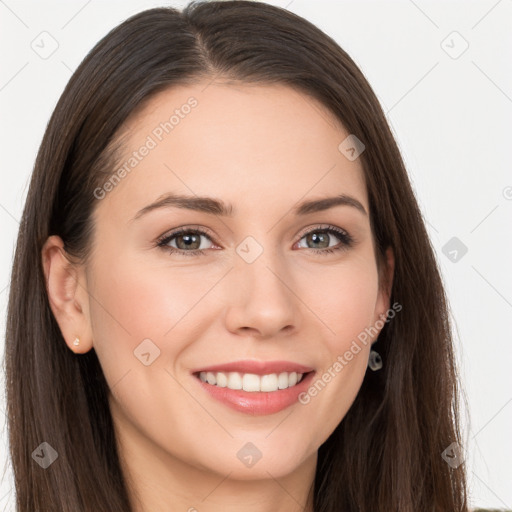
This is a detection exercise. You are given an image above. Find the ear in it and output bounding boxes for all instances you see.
[372,246,395,340]
[41,235,93,354]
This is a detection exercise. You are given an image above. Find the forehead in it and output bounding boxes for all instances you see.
[95,81,368,222]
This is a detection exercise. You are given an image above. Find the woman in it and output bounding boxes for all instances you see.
[4,1,470,510]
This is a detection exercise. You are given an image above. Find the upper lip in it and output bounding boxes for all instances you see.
[191,360,315,376]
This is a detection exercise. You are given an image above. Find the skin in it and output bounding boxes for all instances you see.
[42,81,394,512]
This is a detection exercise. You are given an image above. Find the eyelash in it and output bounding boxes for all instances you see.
[156,224,355,257]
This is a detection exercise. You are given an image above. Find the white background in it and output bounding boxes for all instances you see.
[1,0,511,510]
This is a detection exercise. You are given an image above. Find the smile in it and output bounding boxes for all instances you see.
[193,370,316,415]
[196,371,306,392]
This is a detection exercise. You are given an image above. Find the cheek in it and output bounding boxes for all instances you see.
[296,254,379,351]
[88,253,215,344]
[86,252,225,395]
[86,256,216,457]
[85,257,175,384]
[292,258,378,441]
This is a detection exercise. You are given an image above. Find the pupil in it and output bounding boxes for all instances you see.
[310,232,327,248]
[179,234,199,249]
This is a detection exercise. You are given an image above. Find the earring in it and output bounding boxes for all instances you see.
[73,337,80,346]
[368,349,383,371]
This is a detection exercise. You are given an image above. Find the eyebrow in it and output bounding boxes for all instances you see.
[131,192,367,222]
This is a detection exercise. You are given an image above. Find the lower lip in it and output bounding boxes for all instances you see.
[193,371,316,415]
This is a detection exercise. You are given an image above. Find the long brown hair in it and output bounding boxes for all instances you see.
[4,1,469,510]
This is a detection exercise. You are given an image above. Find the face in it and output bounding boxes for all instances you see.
[45,81,393,486]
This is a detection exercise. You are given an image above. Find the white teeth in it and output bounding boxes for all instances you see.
[216,372,228,387]
[260,373,278,392]
[198,371,305,392]
[242,373,260,392]
[278,372,289,389]
[227,372,242,390]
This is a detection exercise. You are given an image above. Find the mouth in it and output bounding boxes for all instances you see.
[193,370,314,392]
[191,369,317,415]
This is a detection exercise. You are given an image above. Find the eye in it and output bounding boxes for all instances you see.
[156,224,354,257]
[295,225,354,255]
[156,226,216,257]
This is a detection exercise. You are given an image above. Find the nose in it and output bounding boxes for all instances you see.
[222,246,302,339]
